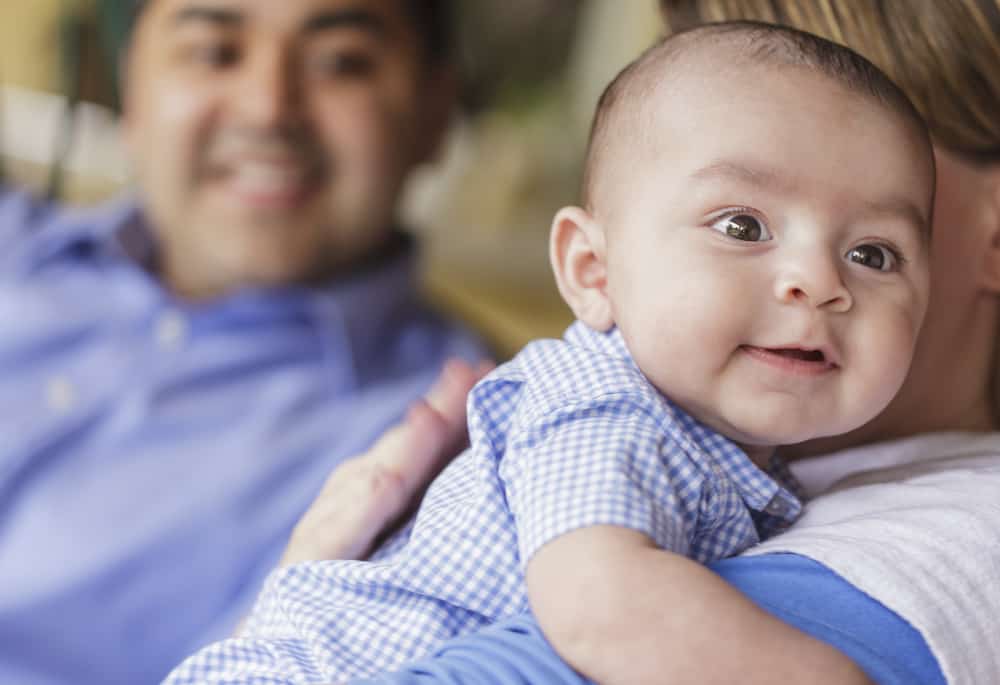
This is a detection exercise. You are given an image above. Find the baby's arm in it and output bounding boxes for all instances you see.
[526,525,872,685]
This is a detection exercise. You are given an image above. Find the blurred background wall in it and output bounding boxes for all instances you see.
[0,0,661,358]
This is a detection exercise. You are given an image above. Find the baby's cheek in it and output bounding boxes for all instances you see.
[848,309,919,413]
[633,306,741,395]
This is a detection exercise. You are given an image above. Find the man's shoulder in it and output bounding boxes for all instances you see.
[0,185,56,244]
[0,187,137,269]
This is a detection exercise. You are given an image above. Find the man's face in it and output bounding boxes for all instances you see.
[123,0,450,298]
[598,60,934,462]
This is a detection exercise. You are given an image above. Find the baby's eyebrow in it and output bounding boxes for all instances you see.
[856,197,930,239]
[688,159,790,192]
[689,158,930,238]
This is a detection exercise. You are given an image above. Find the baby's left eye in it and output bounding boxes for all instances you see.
[845,244,899,272]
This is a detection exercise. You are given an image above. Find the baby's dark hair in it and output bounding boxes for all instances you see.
[581,20,933,210]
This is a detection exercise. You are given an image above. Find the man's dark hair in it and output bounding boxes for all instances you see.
[582,20,933,209]
[127,0,453,63]
[403,0,452,63]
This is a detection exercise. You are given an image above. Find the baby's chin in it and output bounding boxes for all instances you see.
[689,397,892,463]
[727,418,872,461]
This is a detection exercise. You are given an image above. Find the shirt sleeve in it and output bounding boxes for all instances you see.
[164,636,322,685]
[499,390,703,567]
[162,569,328,685]
[350,614,591,685]
[710,554,945,685]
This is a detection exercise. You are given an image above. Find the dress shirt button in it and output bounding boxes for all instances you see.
[764,498,788,517]
[155,311,188,349]
[46,376,76,412]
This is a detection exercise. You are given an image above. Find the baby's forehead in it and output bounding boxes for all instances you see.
[593,64,932,231]
[584,24,934,224]
[627,43,866,118]
[599,24,922,143]
[599,56,882,169]
[610,48,919,156]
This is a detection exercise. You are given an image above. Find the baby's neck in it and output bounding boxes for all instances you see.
[737,443,776,469]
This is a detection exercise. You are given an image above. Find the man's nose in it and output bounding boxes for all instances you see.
[773,252,853,313]
[233,47,304,130]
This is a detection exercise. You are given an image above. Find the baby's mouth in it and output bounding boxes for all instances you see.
[740,345,839,374]
[768,347,826,362]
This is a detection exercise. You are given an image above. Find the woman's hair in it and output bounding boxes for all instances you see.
[660,0,1000,164]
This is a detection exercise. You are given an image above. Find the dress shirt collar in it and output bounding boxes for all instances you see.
[21,195,426,385]
[19,196,143,269]
[565,321,804,521]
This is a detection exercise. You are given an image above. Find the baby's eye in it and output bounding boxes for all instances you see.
[710,213,772,242]
[845,244,899,272]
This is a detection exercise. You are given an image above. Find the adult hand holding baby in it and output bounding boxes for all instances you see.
[279,359,489,568]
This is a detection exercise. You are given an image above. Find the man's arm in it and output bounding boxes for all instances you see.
[526,526,871,685]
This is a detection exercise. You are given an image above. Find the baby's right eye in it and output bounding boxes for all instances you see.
[709,212,772,242]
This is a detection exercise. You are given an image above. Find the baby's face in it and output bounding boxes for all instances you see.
[600,62,933,459]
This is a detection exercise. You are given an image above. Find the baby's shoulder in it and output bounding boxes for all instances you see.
[479,325,667,429]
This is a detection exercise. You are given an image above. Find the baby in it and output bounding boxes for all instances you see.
[166,21,935,685]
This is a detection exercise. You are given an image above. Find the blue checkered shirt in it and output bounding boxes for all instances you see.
[165,322,803,684]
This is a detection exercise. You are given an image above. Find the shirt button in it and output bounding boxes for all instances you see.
[764,498,788,517]
[155,311,188,349]
[46,376,76,412]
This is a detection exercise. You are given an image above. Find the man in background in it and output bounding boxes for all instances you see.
[0,1,484,683]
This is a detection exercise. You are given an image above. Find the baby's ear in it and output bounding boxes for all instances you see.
[549,206,614,331]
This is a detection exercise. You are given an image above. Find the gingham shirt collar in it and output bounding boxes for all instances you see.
[571,323,803,529]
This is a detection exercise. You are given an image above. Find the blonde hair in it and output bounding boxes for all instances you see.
[661,0,1000,163]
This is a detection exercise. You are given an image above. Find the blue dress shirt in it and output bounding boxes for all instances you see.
[0,186,486,685]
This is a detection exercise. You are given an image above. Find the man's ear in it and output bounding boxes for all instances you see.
[978,167,1000,292]
[549,206,614,331]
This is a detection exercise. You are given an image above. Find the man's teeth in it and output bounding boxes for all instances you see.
[231,164,308,193]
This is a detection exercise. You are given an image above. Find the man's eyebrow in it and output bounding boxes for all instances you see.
[167,6,386,36]
[170,6,244,29]
[302,8,386,36]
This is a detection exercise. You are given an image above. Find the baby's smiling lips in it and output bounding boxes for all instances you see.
[739,344,839,375]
